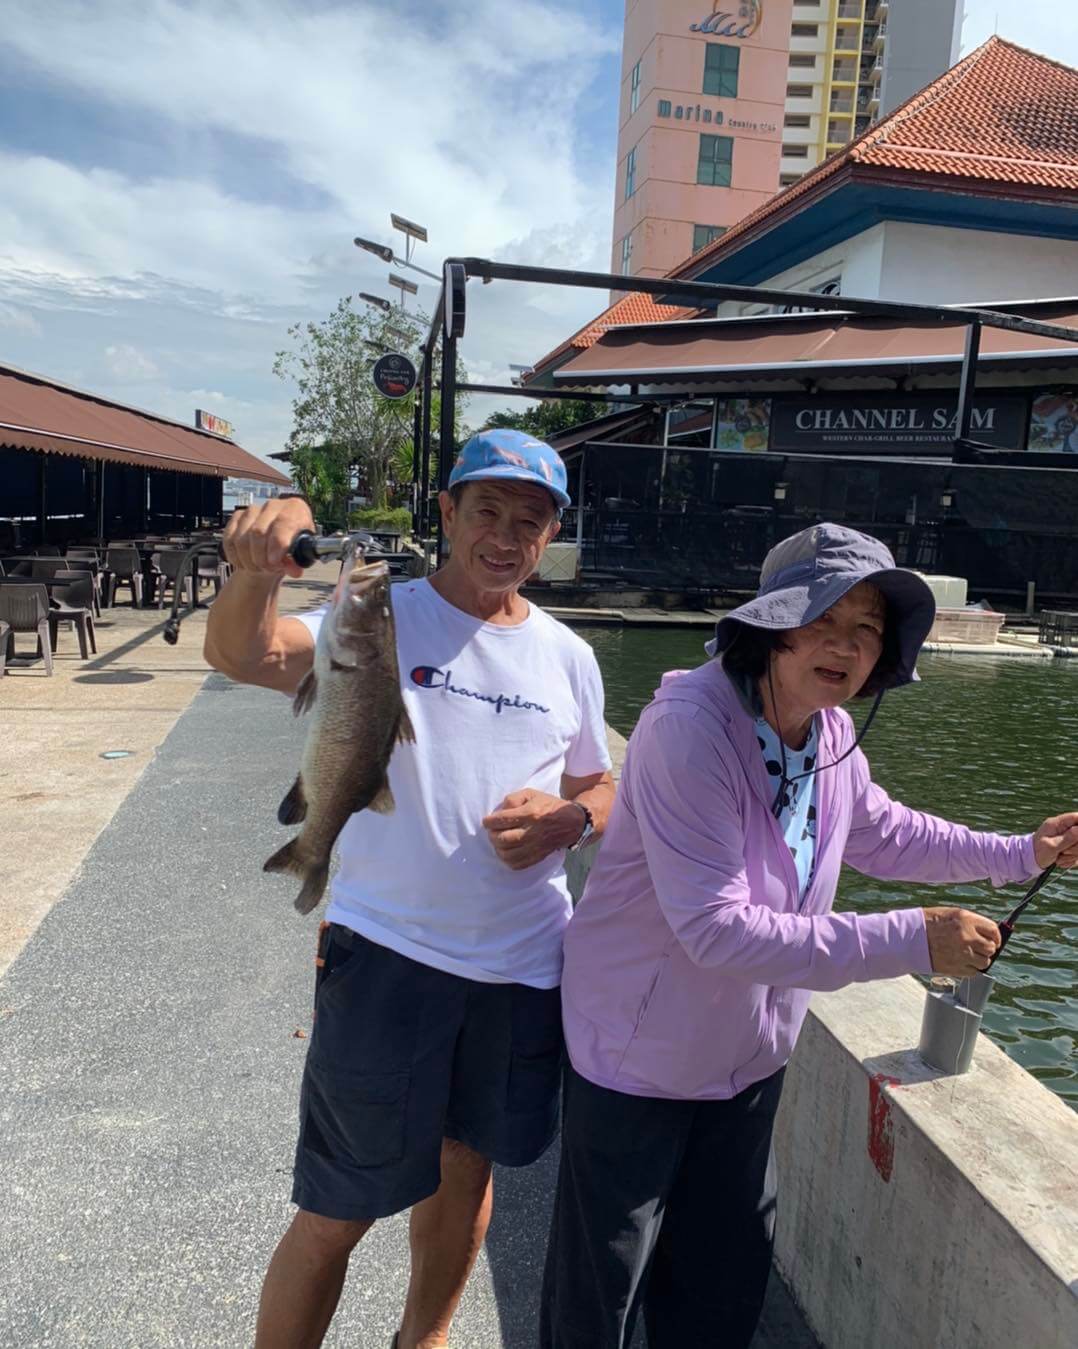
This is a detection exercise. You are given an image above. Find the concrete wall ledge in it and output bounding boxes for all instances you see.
[775,976,1078,1349]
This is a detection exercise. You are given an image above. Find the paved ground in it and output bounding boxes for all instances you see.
[1,592,816,1347]
[0,563,338,979]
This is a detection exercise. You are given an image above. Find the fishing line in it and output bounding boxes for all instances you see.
[947,866,1056,1101]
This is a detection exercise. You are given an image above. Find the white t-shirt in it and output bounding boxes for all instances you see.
[291,578,611,989]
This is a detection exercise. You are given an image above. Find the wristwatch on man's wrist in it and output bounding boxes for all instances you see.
[567,801,595,853]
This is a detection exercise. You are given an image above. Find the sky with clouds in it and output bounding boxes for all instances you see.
[0,0,1073,469]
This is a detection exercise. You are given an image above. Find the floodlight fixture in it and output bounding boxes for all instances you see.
[389,274,419,297]
[390,213,428,243]
[354,236,394,263]
[359,292,392,313]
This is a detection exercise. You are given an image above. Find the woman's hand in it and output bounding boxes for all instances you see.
[1032,812,1078,870]
[923,906,1001,977]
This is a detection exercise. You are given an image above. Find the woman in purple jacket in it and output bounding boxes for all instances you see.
[540,524,1078,1349]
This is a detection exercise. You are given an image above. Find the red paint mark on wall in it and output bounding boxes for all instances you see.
[868,1073,901,1182]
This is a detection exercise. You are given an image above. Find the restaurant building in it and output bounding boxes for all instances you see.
[0,362,289,549]
[532,38,1078,603]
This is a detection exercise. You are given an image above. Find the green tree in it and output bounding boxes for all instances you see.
[480,398,607,440]
[274,296,468,520]
[286,442,353,526]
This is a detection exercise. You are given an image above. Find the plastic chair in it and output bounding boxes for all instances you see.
[64,551,103,614]
[151,550,195,609]
[48,571,97,658]
[0,619,10,676]
[35,545,62,557]
[31,559,67,580]
[0,582,53,674]
[104,547,144,608]
[196,548,223,601]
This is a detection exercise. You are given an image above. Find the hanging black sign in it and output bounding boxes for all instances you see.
[372,352,417,399]
[769,392,1029,455]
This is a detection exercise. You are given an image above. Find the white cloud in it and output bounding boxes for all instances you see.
[0,0,619,460]
[0,302,42,336]
[104,343,159,381]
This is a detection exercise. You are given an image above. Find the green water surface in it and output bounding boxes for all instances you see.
[580,625,1078,1108]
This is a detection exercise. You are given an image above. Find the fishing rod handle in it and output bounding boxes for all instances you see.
[289,531,321,569]
[288,530,375,568]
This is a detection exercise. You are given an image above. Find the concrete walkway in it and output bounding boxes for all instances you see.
[0,563,338,979]
[1,589,816,1347]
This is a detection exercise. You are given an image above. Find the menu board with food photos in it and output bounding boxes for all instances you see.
[714,397,771,452]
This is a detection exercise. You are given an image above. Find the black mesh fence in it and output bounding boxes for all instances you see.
[562,442,1078,601]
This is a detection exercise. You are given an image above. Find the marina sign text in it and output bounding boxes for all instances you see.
[657,99,777,134]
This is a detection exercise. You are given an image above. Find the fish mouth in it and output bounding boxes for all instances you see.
[347,560,390,588]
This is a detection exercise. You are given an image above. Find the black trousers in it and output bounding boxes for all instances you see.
[539,1064,786,1349]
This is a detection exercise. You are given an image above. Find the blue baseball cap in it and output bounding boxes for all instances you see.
[448,428,571,509]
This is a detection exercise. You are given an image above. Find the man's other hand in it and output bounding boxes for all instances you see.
[483,789,587,871]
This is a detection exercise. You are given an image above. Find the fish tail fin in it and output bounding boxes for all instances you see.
[396,705,416,745]
[277,775,308,825]
[262,841,329,916]
[369,777,395,814]
[293,863,330,916]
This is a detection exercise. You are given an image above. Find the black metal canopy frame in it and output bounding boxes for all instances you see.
[411,258,1078,564]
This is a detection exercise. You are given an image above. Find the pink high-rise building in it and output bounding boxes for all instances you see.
[612,1,795,280]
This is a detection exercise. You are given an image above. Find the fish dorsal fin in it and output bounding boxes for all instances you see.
[293,669,317,717]
[397,704,416,745]
[369,776,395,814]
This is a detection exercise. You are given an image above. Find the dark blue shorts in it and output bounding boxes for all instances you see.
[291,923,563,1221]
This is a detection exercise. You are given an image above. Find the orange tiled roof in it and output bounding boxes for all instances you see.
[527,291,690,379]
[531,38,1078,376]
[680,36,1078,276]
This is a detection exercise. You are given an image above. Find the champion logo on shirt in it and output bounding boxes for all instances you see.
[410,665,550,716]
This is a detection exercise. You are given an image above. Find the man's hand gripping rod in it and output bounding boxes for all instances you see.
[161,530,372,645]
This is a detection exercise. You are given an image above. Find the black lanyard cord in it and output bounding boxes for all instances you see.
[765,660,886,818]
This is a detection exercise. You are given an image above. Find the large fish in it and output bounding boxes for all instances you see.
[263,559,415,914]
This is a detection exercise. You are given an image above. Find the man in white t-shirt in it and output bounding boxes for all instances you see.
[205,428,614,1349]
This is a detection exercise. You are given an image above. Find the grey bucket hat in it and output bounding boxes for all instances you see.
[706,523,937,688]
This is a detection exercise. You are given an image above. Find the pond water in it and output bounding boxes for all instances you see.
[580,625,1078,1109]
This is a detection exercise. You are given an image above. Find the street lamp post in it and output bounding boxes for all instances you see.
[388,273,419,307]
[356,216,439,547]
[354,213,440,283]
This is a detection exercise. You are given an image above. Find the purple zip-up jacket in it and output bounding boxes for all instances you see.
[562,662,1037,1101]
